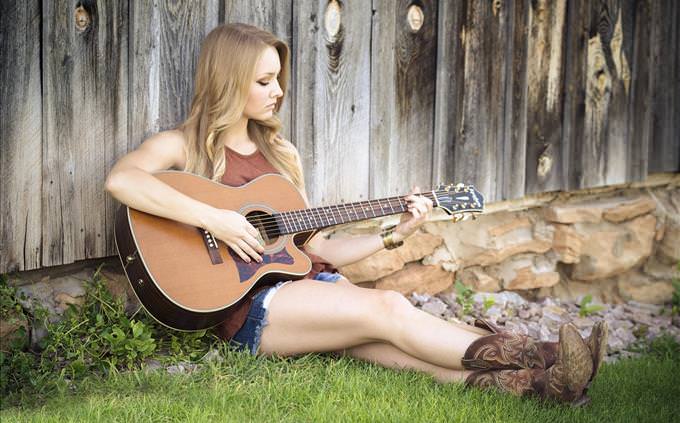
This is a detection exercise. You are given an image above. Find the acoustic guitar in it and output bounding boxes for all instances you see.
[114,171,484,330]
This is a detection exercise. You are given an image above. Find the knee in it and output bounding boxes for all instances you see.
[376,289,413,320]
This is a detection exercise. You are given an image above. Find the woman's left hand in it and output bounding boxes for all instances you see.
[394,186,434,242]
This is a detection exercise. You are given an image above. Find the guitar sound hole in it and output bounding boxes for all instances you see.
[246,211,280,246]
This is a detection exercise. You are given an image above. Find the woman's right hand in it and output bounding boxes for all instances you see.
[201,208,264,263]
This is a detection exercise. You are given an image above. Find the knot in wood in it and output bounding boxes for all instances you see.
[74,5,91,33]
[324,0,341,41]
[406,5,424,33]
[537,146,553,178]
[492,0,503,17]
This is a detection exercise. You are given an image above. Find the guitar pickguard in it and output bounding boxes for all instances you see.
[228,247,295,282]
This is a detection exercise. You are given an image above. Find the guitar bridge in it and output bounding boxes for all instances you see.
[198,228,224,265]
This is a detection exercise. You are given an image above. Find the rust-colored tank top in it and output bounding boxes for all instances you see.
[214,145,335,341]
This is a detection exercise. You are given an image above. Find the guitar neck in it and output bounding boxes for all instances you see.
[274,192,438,235]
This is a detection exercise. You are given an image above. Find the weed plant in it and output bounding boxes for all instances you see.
[0,266,217,408]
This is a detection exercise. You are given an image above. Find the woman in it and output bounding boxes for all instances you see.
[105,23,605,405]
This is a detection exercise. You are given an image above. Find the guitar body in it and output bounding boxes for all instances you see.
[114,171,314,331]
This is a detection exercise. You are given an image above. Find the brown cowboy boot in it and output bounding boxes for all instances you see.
[461,318,558,370]
[464,318,608,384]
[464,323,594,406]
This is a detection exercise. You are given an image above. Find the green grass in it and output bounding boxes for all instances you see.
[1,342,678,423]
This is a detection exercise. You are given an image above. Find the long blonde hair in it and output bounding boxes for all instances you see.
[179,23,304,192]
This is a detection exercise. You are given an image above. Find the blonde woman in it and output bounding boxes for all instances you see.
[105,23,606,405]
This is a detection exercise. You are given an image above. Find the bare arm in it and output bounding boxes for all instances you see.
[105,130,265,263]
[304,188,432,268]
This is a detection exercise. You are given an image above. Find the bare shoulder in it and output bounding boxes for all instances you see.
[113,129,188,174]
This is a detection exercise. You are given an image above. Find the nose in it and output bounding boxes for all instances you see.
[271,79,283,98]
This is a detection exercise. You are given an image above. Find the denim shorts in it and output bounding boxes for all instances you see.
[229,272,344,355]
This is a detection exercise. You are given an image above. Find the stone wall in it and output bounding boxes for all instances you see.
[338,177,680,305]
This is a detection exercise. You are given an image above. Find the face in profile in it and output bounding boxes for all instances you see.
[243,46,283,121]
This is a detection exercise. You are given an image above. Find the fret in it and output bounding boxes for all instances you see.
[323,207,334,226]
[336,204,347,225]
[291,210,302,232]
[304,209,311,231]
[327,205,336,225]
[286,211,296,233]
[277,213,288,234]
[309,207,319,228]
[342,204,356,221]
[296,210,307,232]
[344,202,353,221]
[281,212,291,234]
[388,198,395,213]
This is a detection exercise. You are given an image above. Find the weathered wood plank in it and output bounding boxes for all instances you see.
[600,0,634,185]
[626,0,651,181]
[371,0,438,200]
[502,0,529,199]
[648,0,680,172]
[562,0,588,190]
[450,0,505,202]
[293,0,371,205]
[0,0,42,273]
[223,0,293,140]
[433,0,466,192]
[42,0,128,267]
[129,0,220,149]
[524,0,567,194]
[563,0,632,189]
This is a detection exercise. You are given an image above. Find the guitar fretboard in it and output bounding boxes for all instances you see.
[273,192,438,235]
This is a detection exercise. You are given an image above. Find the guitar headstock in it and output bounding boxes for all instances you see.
[433,183,485,219]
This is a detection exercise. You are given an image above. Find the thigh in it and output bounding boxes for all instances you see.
[258,277,391,356]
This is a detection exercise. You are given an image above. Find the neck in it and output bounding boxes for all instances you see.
[218,117,251,149]
[271,192,440,235]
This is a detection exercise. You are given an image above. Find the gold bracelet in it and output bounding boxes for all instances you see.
[381,229,404,250]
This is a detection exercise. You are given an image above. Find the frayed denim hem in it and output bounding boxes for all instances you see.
[230,273,345,355]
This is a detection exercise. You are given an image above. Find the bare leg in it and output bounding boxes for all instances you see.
[336,342,473,384]
[259,278,484,370]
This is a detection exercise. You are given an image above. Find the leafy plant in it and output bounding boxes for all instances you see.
[454,280,474,316]
[0,274,49,399]
[482,296,495,312]
[1,264,218,407]
[40,274,157,378]
[578,294,604,317]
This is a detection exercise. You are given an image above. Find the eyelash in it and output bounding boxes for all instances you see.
[257,81,270,86]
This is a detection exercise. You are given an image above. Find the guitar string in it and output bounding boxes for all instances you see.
[241,193,441,231]
[241,193,471,231]
[237,193,476,234]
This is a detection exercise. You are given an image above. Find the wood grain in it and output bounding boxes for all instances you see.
[293,0,371,206]
[371,0,438,199]
[1,0,678,273]
[0,0,42,272]
[42,0,128,266]
[451,0,506,203]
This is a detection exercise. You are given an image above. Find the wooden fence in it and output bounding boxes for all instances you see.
[1,0,678,273]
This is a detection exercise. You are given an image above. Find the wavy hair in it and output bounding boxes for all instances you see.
[178,23,303,192]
